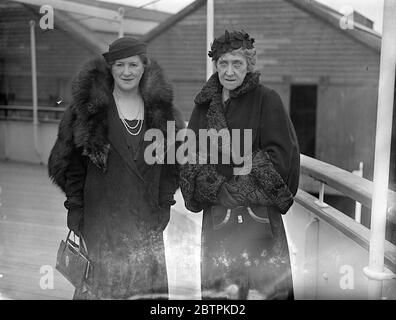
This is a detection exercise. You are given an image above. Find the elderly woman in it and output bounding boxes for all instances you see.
[48,37,184,299]
[180,30,300,300]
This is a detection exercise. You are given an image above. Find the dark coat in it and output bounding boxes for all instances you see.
[180,72,300,299]
[48,57,185,299]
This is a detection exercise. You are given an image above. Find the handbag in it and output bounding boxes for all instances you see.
[56,230,91,291]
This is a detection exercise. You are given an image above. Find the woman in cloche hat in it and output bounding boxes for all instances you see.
[48,37,184,299]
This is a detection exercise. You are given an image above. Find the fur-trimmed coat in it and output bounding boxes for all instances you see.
[48,56,184,299]
[180,71,300,299]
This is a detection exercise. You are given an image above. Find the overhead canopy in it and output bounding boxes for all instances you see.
[12,0,171,51]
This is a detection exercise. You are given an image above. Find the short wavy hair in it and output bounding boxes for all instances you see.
[215,47,257,73]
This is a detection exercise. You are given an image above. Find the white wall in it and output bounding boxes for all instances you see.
[0,120,59,165]
[284,200,396,299]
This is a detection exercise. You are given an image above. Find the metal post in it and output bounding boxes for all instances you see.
[353,162,363,223]
[30,20,42,164]
[118,7,124,38]
[319,183,325,204]
[364,0,396,300]
[314,182,328,208]
[30,20,38,127]
[206,0,214,80]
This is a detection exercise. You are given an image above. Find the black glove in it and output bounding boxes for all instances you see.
[67,208,84,236]
[225,175,272,206]
[217,183,243,208]
[156,206,171,232]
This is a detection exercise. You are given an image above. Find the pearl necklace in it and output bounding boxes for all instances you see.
[114,93,144,136]
[121,117,144,136]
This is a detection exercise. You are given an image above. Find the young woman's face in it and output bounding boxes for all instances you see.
[216,51,248,91]
[111,55,145,92]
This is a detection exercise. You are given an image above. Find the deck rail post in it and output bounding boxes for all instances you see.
[364,0,396,299]
[206,0,214,80]
[315,182,329,208]
[29,20,42,164]
[352,162,363,223]
[118,7,124,38]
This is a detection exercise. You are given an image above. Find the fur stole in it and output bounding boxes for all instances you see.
[48,56,184,192]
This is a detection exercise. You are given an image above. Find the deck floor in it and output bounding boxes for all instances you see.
[0,160,202,300]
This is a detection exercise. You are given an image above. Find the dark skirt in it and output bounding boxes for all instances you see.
[201,205,294,300]
[73,217,168,300]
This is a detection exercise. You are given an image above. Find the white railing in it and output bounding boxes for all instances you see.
[0,105,65,122]
[291,154,396,299]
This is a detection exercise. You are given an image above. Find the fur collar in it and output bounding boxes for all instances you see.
[193,71,260,151]
[68,56,181,171]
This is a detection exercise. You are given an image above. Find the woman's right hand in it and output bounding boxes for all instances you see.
[67,208,83,235]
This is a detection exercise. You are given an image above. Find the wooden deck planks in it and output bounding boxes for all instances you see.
[0,161,75,299]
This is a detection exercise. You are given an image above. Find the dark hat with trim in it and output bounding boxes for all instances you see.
[208,30,255,61]
[103,37,147,63]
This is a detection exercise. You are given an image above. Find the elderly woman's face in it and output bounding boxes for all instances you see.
[111,55,144,92]
[216,51,248,91]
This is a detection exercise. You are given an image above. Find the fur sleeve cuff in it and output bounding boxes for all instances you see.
[251,150,294,214]
[180,154,226,212]
[194,165,226,204]
[180,160,205,212]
